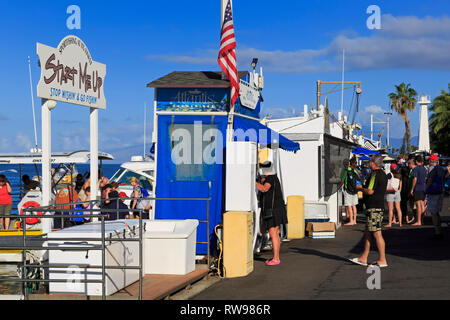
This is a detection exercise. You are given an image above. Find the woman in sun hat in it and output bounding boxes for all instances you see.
[255,161,288,266]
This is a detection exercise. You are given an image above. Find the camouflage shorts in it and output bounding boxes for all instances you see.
[365,208,384,232]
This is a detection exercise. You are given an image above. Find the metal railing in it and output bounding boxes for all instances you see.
[0,199,144,301]
[0,195,211,300]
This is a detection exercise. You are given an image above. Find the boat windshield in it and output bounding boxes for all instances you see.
[143,170,155,178]
[112,169,153,192]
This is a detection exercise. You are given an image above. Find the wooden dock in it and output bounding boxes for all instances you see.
[27,267,210,300]
[113,267,209,300]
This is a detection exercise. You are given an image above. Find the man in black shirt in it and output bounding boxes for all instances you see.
[349,155,388,268]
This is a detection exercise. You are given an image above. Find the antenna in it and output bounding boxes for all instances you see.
[144,102,147,157]
[28,56,39,152]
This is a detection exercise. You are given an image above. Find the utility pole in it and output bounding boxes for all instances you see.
[316,80,361,110]
[341,49,345,116]
[316,80,321,111]
[371,115,387,148]
[370,114,374,141]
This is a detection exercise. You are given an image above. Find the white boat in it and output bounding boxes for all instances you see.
[109,155,155,217]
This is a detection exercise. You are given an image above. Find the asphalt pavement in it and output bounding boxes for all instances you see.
[193,196,450,300]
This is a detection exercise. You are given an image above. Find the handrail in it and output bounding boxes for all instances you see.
[23,195,212,267]
[0,209,143,301]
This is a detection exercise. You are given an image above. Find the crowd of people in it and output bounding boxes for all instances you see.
[346,153,448,268]
[342,154,449,238]
[59,173,152,228]
[0,170,152,230]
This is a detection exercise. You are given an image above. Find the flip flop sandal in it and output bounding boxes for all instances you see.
[370,262,388,268]
[265,259,280,266]
[349,258,368,267]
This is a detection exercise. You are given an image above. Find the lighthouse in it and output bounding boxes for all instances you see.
[418,95,431,153]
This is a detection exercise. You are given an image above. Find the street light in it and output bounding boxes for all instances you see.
[251,58,258,70]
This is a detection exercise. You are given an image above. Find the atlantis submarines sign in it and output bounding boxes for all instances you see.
[37,35,106,109]
[238,79,259,111]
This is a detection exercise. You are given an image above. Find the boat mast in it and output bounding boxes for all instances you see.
[28,56,39,152]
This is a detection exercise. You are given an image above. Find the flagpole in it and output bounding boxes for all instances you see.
[222,0,235,142]
[221,0,224,26]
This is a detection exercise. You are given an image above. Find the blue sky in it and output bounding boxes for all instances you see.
[0,0,449,162]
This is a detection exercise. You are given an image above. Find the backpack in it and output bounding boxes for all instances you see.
[426,166,444,195]
[140,186,149,198]
[70,204,85,222]
[345,169,359,195]
[387,175,400,193]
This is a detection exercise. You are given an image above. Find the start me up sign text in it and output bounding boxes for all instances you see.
[37,35,106,109]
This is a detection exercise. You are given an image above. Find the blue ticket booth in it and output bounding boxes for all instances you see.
[147,71,299,255]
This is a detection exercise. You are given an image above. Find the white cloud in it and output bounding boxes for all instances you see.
[380,14,450,39]
[147,14,450,73]
[261,105,306,119]
[14,133,32,151]
[0,137,9,149]
[364,105,385,114]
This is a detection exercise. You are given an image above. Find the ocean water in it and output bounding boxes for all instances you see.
[0,264,21,295]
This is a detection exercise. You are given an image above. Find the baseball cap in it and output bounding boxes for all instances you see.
[119,192,128,198]
[429,154,439,162]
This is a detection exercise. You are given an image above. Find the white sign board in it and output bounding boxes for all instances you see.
[37,36,106,109]
[239,79,259,110]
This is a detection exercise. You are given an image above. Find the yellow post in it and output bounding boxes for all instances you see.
[287,196,305,239]
[223,212,254,278]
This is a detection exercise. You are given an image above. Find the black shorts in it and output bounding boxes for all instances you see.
[414,190,426,201]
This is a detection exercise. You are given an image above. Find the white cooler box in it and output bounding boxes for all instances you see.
[48,220,144,296]
[144,219,199,275]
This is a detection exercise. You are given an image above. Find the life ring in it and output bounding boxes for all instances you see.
[20,201,43,225]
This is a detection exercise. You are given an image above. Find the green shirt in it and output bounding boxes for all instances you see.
[407,169,414,193]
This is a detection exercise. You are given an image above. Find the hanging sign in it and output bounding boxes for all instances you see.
[239,79,259,110]
[37,35,106,109]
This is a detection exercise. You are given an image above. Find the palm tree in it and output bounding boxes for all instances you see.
[430,84,450,155]
[388,83,417,154]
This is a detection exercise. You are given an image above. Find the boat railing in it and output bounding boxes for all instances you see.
[0,196,211,301]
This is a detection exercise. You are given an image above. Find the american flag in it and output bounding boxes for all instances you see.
[218,0,239,107]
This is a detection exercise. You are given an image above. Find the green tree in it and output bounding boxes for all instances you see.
[430,84,450,155]
[389,83,417,154]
